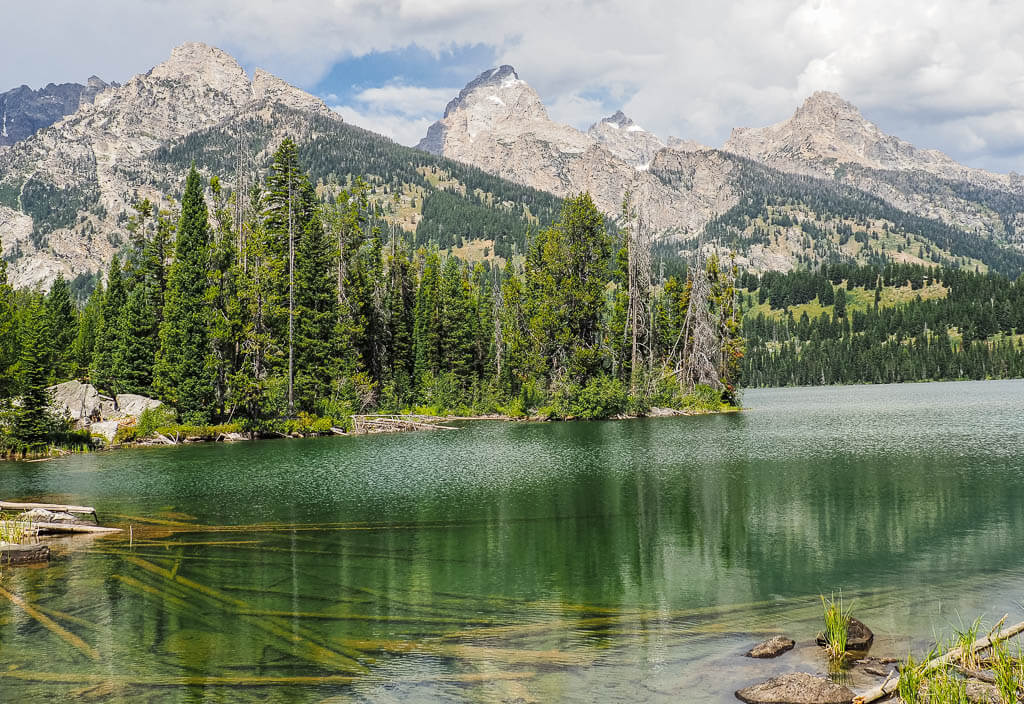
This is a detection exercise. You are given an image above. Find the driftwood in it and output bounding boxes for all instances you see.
[853,617,1024,703]
[351,415,459,433]
[31,522,121,535]
[0,501,97,517]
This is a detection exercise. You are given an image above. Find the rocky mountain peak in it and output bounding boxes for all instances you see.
[595,110,635,129]
[149,41,250,97]
[588,110,664,168]
[418,64,553,155]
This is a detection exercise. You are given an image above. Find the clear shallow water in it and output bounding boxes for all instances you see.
[0,380,1022,702]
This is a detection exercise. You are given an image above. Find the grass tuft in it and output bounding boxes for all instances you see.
[0,513,34,544]
[820,591,852,661]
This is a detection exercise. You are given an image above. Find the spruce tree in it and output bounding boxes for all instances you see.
[439,257,475,381]
[114,284,158,395]
[14,297,54,444]
[413,251,443,382]
[0,262,19,399]
[294,181,338,412]
[45,273,77,382]
[91,256,127,394]
[71,283,102,379]
[154,167,215,423]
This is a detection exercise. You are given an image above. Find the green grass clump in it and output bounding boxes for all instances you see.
[0,513,33,544]
[820,591,852,661]
[952,615,983,670]
[897,653,925,704]
[924,668,967,704]
[989,637,1021,703]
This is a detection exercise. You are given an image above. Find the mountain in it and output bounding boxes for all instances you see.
[416,65,741,237]
[420,70,1024,278]
[724,91,1024,247]
[0,76,110,147]
[587,110,665,168]
[0,45,562,289]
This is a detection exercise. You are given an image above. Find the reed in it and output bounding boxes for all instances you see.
[0,513,33,544]
[820,591,851,661]
[896,653,925,704]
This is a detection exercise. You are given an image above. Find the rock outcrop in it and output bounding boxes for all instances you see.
[417,65,739,236]
[48,380,162,441]
[587,111,666,168]
[724,91,1024,239]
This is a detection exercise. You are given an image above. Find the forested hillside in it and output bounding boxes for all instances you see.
[148,107,563,260]
[686,156,1024,279]
[742,262,1024,386]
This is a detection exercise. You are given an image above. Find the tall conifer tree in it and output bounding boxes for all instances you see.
[154,167,215,423]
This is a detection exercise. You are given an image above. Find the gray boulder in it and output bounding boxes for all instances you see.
[115,394,162,417]
[48,380,116,422]
[90,419,120,443]
[736,672,854,704]
[746,636,796,658]
[816,617,874,651]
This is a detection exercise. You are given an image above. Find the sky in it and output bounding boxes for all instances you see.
[5,0,1024,172]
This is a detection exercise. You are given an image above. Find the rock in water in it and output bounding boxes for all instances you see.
[0,543,50,565]
[965,679,1002,704]
[816,617,874,651]
[735,672,854,704]
[746,636,796,658]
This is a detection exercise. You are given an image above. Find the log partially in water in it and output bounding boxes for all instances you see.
[31,522,121,535]
[853,617,1024,703]
[0,501,98,519]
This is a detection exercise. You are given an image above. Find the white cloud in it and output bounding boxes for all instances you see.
[330,104,434,147]
[5,0,1024,170]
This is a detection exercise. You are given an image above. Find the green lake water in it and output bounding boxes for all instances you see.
[1,380,1023,702]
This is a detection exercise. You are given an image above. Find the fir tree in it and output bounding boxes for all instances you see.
[91,256,127,394]
[154,167,215,423]
[45,273,77,382]
[114,284,158,395]
[14,297,54,444]
[0,262,19,400]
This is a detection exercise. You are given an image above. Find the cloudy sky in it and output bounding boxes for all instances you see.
[6,0,1024,171]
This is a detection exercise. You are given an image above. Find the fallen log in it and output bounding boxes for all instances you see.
[32,522,121,535]
[854,617,1024,703]
[0,501,97,516]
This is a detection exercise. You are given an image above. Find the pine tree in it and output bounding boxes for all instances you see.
[0,263,19,401]
[71,283,102,379]
[14,296,55,444]
[45,273,77,382]
[294,181,338,412]
[154,167,215,423]
[91,256,127,394]
[413,251,443,382]
[440,256,475,382]
[114,284,158,395]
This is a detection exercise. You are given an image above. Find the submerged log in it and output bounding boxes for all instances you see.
[0,585,100,661]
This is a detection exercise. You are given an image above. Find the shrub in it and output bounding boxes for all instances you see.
[547,375,629,420]
[680,384,723,412]
[136,405,179,439]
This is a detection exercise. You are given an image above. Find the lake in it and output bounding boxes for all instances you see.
[1,380,1023,702]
